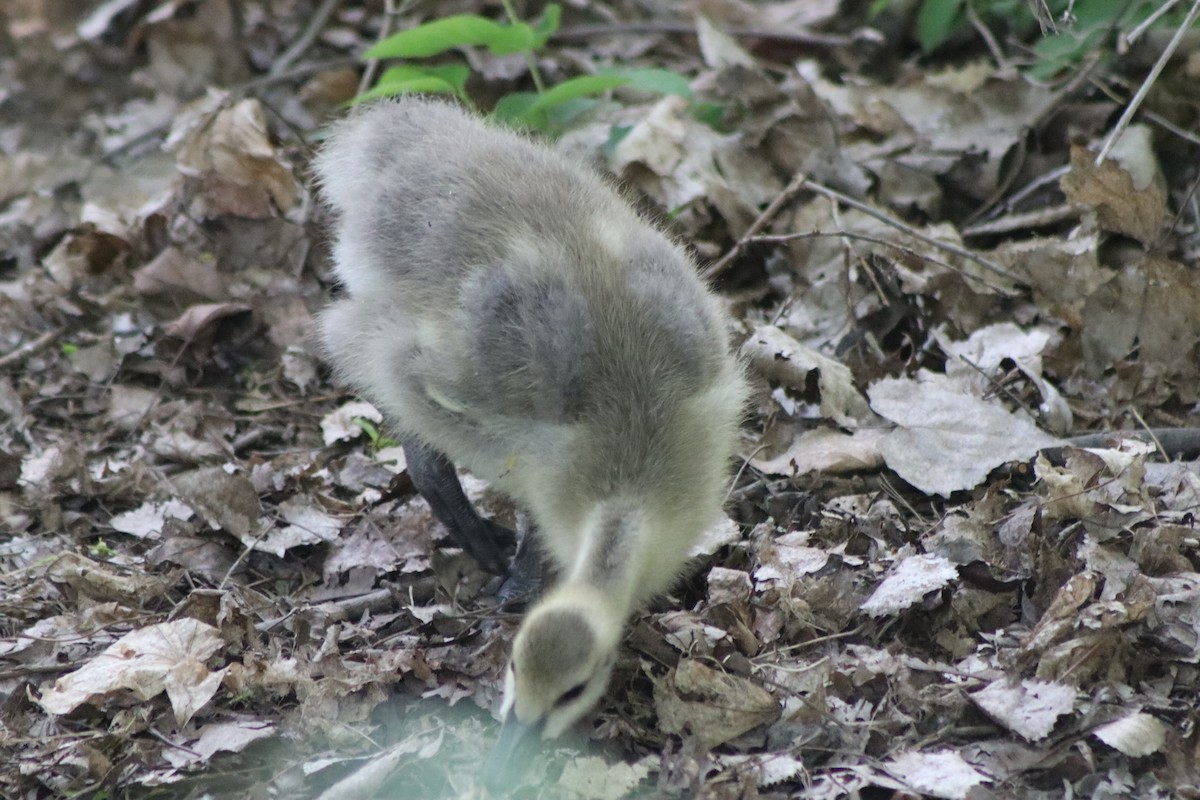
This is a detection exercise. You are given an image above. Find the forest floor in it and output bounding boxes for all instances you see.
[1,1,1199,798]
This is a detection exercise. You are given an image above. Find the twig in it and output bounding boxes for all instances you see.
[269,0,340,77]
[1095,0,1200,165]
[0,327,63,370]
[1144,109,1200,149]
[1125,0,1182,44]
[702,172,808,281]
[994,166,1072,214]
[748,230,1000,292]
[965,0,1009,73]
[1129,407,1168,462]
[358,0,402,97]
[552,21,881,49]
[961,204,1077,237]
[1041,428,1200,462]
[500,0,545,94]
[805,181,1026,285]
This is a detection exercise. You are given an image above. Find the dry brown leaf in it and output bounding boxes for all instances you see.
[882,750,989,800]
[172,465,262,540]
[45,552,173,605]
[1061,128,1166,245]
[971,678,1075,741]
[169,94,300,214]
[654,659,779,749]
[751,426,887,477]
[1080,255,1200,381]
[741,324,873,426]
[861,553,959,617]
[869,372,1060,496]
[1092,712,1166,757]
[39,617,225,727]
[133,247,225,301]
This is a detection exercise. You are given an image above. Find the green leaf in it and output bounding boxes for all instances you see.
[1028,26,1107,79]
[530,4,562,48]
[495,76,631,131]
[868,0,893,18]
[364,14,538,59]
[353,417,380,444]
[355,63,471,102]
[603,124,633,158]
[392,63,470,93]
[690,101,726,130]
[596,67,692,98]
[355,76,458,102]
[526,74,631,113]
[916,0,965,53]
[492,92,542,126]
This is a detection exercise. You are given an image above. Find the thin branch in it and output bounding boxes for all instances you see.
[1095,0,1200,165]
[965,0,1009,73]
[961,204,1077,237]
[500,0,545,94]
[748,229,1013,293]
[552,21,882,50]
[1125,0,1182,44]
[804,181,1026,285]
[702,172,808,281]
[358,0,400,96]
[269,0,340,77]
[0,327,63,369]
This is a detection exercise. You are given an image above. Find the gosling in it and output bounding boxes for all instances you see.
[313,98,746,766]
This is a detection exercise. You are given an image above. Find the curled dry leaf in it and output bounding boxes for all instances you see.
[168,94,300,215]
[1060,125,1166,246]
[1091,712,1166,758]
[45,552,173,605]
[752,426,886,477]
[133,246,225,301]
[883,750,989,800]
[162,719,277,769]
[164,302,253,342]
[860,553,959,617]
[39,617,226,727]
[741,324,871,427]
[868,372,1060,496]
[654,659,779,749]
[971,678,1076,741]
[172,465,262,540]
[321,401,383,446]
[109,499,194,539]
[1081,256,1200,383]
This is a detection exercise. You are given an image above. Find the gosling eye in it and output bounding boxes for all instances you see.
[555,683,587,708]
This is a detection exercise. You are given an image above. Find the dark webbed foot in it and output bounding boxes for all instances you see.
[403,439,514,575]
[490,514,546,610]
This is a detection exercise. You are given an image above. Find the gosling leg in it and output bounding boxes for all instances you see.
[492,514,546,610]
[402,440,514,575]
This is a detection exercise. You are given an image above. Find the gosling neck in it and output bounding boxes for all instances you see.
[565,501,645,612]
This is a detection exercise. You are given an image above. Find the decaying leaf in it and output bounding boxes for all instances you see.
[39,618,226,727]
[869,372,1060,496]
[1092,712,1166,757]
[861,553,959,617]
[741,324,872,427]
[883,750,990,800]
[971,678,1076,741]
[171,465,263,540]
[1061,126,1166,245]
[321,401,383,446]
[654,659,779,749]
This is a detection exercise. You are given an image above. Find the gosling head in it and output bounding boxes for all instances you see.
[483,584,622,784]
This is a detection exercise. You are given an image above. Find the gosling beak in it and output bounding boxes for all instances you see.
[481,710,543,790]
